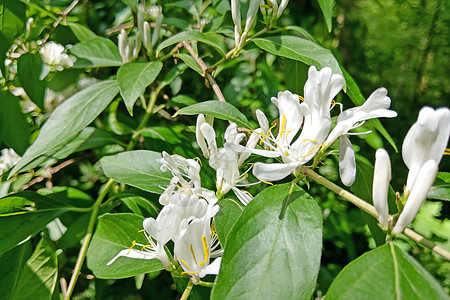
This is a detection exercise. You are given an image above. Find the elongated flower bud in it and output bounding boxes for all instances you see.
[231,0,241,30]
[373,148,391,230]
[244,0,262,33]
[152,14,163,46]
[143,21,152,53]
[277,0,289,18]
[118,29,128,62]
[392,160,438,235]
[196,114,209,158]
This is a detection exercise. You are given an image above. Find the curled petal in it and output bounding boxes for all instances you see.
[199,257,222,278]
[392,160,438,235]
[252,162,297,182]
[372,148,391,230]
[107,249,158,266]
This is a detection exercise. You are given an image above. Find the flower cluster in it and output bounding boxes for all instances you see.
[108,152,222,283]
[0,148,21,175]
[373,107,450,235]
[39,41,73,71]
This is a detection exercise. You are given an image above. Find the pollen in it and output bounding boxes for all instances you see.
[127,240,137,254]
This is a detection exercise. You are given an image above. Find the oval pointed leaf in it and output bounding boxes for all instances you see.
[326,243,449,300]
[253,36,345,88]
[117,62,163,115]
[317,0,333,32]
[71,37,122,68]
[156,31,226,57]
[86,213,164,279]
[67,23,98,42]
[174,100,251,128]
[10,80,119,176]
[100,150,171,194]
[17,53,46,110]
[211,183,323,300]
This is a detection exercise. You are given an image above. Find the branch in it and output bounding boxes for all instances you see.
[301,166,450,261]
[182,41,227,103]
[42,0,80,44]
[20,159,76,191]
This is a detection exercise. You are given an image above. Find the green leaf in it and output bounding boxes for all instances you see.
[174,53,203,76]
[86,213,164,279]
[317,0,334,32]
[156,31,226,57]
[100,150,171,194]
[284,59,308,94]
[427,172,450,201]
[10,80,119,176]
[174,100,252,128]
[0,90,31,155]
[342,67,398,152]
[119,193,159,218]
[70,37,122,68]
[17,53,46,110]
[214,199,243,246]
[67,22,98,41]
[253,36,345,89]
[211,183,323,300]
[0,209,65,255]
[117,62,163,115]
[326,243,449,300]
[0,237,58,300]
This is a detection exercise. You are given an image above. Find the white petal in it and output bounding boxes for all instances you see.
[107,249,157,266]
[256,109,269,134]
[226,142,281,158]
[392,160,438,235]
[199,257,222,278]
[338,136,356,186]
[196,114,209,158]
[253,162,297,182]
[232,187,253,205]
[372,148,391,230]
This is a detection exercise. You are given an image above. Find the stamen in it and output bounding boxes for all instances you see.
[444,148,450,155]
[127,240,137,254]
[298,95,305,102]
[190,244,198,264]
[255,176,274,186]
[181,270,201,275]
[201,235,209,267]
[140,244,153,250]
[178,259,192,271]
[138,229,145,232]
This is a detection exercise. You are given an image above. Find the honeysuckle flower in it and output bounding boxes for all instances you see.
[372,148,391,230]
[118,29,141,63]
[174,217,222,282]
[325,87,397,186]
[39,42,73,70]
[245,66,344,182]
[107,217,171,268]
[244,0,262,33]
[196,116,259,204]
[263,0,289,20]
[402,106,450,195]
[392,160,438,235]
[231,0,241,47]
[0,148,21,175]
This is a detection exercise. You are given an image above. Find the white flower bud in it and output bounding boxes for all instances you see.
[152,14,163,46]
[372,148,391,230]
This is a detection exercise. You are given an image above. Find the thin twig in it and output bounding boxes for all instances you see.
[20,159,76,191]
[182,41,227,103]
[301,166,450,261]
[42,0,80,44]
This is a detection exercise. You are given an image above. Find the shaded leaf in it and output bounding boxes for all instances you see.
[156,31,226,57]
[67,22,98,41]
[214,199,243,246]
[317,0,334,32]
[17,53,46,110]
[71,37,122,68]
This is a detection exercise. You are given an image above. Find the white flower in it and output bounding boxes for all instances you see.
[392,160,438,235]
[402,106,450,195]
[197,116,259,205]
[39,42,73,70]
[249,66,344,182]
[372,148,391,230]
[0,148,21,175]
[174,217,222,282]
[118,30,141,63]
[244,0,262,33]
[325,87,397,186]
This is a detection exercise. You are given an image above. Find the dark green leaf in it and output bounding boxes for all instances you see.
[156,31,226,57]
[0,90,31,155]
[117,62,163,115]
[67,22,98,42]
[17,53,46,110]
[0,209,65,255]
[326,243,449,300]
[119,194,159,218]
[86,213,164,279]
[317,0,334,32]
[71,37,122,68]
[253,36,344,88]
[174,100,252,128]
[211,184,323,300]
[0,237,58,300]
[427,173,450,201]
[100,150,171,194]
[10,80,119,176]
[174,53,203,76]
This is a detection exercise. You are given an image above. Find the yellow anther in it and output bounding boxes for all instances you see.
[190,244,198,264]
[138,229,145,232]
[298,95,305,102]
[127,240,137,254]
[255,176,274,186]
[202,235,209,264]
[181,270,201,275]
[140,244,153,251]
[301,139,318,143]
[444,148,450,155]
[178,259,192,271]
